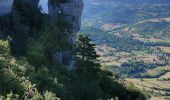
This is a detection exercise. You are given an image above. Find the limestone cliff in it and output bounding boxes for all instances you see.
[48,0,84,34]
[48,0,84,66]
[0,0,84,43]
[0,0,84,67]
[0,0,40,15]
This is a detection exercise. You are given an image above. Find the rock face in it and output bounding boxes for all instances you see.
[48,0,84,34]
[24,0,40,6]
[48,0,84,66]
[0,0,84,67]
[13,0,40,8]
[0,0,40,15]
[0,0,14,15]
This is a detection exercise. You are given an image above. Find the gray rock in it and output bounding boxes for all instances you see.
[0,0,84,67]
[0,0,40,15]
[48,0,84,66]
[13,0,40,8]
[48,0,84,34]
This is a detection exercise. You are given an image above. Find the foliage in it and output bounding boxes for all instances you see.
[0,0,46,56]
[80,27,146,52]
[72,35,148,100]
[0,1,148,100]
[131,21,170,39]
[0,40,60,99]
[71,35,103,99]
[0,36,147,99]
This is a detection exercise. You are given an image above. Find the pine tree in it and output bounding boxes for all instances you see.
[75,35,100,72]
[72,35,103,100]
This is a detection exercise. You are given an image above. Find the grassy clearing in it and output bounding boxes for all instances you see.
[131,50,147,55]
[160,72,170,79]
[141,66,170,78]
[133,34,170,43]
[126,78,170,99]
[101,61,121,67]
[135,17,170,25]
[150,97,165,100]
[157,46,170,53]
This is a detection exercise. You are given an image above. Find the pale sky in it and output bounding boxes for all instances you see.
[39,0,48,13]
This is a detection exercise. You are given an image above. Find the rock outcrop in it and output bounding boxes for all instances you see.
[0,0,14,15]
[48,0,83,47]
[0,0,40,15]
[48,0,84,66]
[48,0,84,34]
[13,0,40,8]
[0,0,84,67]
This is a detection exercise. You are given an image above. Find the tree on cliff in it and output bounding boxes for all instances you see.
[75,35,100,69]
[0,0,148,99]
[70,35,148,100]
[72,35,102,99]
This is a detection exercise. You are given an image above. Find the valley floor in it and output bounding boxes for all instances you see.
[81,1,170,99]
[126,76,170,99]
[150,97,165,100]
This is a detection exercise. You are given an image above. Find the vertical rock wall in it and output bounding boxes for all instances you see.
[0,0,40,15]
[48,0,84,34]
[48,0,84,66]
[0,0,84,67]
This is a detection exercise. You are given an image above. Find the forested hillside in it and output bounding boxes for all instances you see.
[0,0,147,100]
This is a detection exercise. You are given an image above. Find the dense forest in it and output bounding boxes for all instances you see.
[0,0,148,100]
